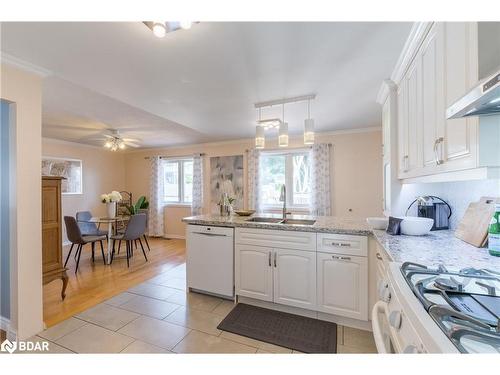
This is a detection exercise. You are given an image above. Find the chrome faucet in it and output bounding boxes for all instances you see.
[279,184,287,220]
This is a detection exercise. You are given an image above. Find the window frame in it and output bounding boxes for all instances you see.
[260,149,311,211]
[162,157,194,206]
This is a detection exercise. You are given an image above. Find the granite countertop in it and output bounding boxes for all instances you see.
[372,229,500,271]
[182,213,372,235]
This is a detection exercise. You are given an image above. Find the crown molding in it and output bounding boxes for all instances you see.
[1,52,52,77]
[376,79,398,105]
[390,22,434,85]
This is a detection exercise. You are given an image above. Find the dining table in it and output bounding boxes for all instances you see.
[86,216,129,264]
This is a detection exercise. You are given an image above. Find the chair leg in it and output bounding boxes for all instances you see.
[126,241,130,268]
[134,239,138,250]
[91,242,95,263]
[138,238,148,262]
[75,244,83,274]
[143,235,151,252]
[99,240,106,264]
[117,240,121,254]
[64,243,75,268]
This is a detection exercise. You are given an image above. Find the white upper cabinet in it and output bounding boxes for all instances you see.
[390,22,498,182]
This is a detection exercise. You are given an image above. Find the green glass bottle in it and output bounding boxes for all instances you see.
[488,203,500,257]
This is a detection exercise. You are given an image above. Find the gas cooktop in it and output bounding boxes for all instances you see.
[401,262,500,353]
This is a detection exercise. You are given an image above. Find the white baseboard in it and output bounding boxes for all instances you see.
[0,316,16,341]
[164,234,185,240]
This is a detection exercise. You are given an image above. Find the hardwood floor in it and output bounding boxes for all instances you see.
[43,237,186,328]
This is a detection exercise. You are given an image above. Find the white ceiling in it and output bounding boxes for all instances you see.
[1,22,412,148]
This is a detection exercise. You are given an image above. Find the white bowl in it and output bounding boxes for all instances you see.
[366,217,389,230]
[399,216,434,236]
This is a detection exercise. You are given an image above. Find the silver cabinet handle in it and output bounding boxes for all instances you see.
[376,253,383,261]
[434,137,444,165]
[332,255,351,261]
[268,251,271,267]
[331,242,351,247]
[402,155,409,172]
[274,252,277,268]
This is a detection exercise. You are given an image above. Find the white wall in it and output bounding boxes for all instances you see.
[393,178,500,229]
[1,63,44,339]
[42,138,126,242]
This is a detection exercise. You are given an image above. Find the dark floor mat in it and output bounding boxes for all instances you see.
[217,303,337,353]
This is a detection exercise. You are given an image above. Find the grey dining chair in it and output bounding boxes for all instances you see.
[76,211,108,237]
[110,213,148,267]
[64,216,107,273]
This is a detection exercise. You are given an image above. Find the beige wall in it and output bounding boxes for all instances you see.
[1,64,44,339]
[125,129,383,238]
[42,138,126,242]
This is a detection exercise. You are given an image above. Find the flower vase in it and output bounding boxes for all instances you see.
[106,201,116,218]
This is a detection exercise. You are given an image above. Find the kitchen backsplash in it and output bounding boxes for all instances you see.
[393,179,500,229]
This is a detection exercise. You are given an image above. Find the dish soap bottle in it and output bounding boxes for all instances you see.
[488,203,500,256]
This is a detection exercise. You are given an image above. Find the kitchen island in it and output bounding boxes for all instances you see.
[182,213,371,235]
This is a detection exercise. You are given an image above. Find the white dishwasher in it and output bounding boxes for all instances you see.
[186,224,234,299]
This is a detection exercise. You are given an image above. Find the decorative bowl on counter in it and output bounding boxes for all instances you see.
[366,217,389,230]
[234,210,256,216]
[399,216,434,236]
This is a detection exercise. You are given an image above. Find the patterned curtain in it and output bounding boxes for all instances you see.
[311,144,332,216]
[247,148,262,212]
[149,156,165,237]
[191,154,204,216]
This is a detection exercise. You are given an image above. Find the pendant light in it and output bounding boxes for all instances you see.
[304,99,315,145]
[255,108,265,149]
[279,104,289,147]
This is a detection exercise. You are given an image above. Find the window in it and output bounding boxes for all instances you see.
[163,159,193,204]
[260,151,311,208]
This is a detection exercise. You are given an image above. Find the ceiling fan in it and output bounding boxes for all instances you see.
[101,130,141,151]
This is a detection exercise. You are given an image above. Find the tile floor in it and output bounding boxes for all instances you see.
[29,263,377,354]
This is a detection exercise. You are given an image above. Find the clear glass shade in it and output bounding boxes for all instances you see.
[255,125,265,149]
[304,118,315,145]
[279,122,289,147]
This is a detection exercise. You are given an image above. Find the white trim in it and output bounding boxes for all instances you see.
[164,234,185,240]
[390,22,434,86]
[401,167,500,184]
[0,316,15,340]
[376,79,398,105]
[164,203,192,208]
[0,53,52,78]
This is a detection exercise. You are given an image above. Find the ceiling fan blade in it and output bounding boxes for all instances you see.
[122,137,141,142]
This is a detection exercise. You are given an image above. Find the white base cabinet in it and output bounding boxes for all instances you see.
[317,252,368,320]
[235,228,369,322]
[273,248,316,310]
[235,244,273,302]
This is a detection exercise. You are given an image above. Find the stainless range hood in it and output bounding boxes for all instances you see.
[446,69,500,119]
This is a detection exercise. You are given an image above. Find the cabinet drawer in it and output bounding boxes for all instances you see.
[188,224,234,237]
[235,228,316,252]
[317,233,367,257]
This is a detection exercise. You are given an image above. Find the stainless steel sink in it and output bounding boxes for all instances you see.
[280,219,316,225]
[245,217,283,223]
[245,217,316,225]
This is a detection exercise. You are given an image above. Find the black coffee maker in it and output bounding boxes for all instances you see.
[406,196,452,231]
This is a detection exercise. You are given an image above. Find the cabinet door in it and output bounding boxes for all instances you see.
[42,179,63,273]
[235,244,273,302]
[397,78,408,177]
[406,60,421,174]
[273,248,316,310]
[317,252,368,321]
[421,23,445,169]
[442,22,478,170]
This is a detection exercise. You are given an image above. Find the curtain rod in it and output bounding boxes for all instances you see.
[245,143,332,152]
[144,153,206,160]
